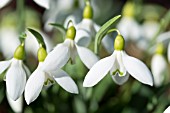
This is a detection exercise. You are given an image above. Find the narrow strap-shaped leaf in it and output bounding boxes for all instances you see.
[27,28,46,49]
[94,15,121,54]
[49,23,67,40]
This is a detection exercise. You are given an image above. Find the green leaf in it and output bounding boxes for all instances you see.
[49,23,67,40]
[19,32,27,43]
[94,15,121,54]
[27,28,46,49]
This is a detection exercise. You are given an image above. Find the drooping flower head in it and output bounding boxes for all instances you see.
[25,29,79,105]
[0,33,30,101]
[83,34,153,87]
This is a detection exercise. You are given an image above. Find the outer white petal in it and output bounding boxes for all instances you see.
[22,64,31,78]
[0,60,12,74]
[75,29,91,47]
[111,73,129,85]
[6,59,26,100]
[122,52,153,86]
[33,0,50,9]
[50,69,78,94]
[7,94,23,113]
[83,54,115,87]
[76,45,99,69]
[0,0,11,8]
[164,106,170,113]
[43,39,71,72]
[25,64,45,105]
[151,54,166,87]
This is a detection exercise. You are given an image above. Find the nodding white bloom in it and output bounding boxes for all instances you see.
[0,45,29,100]
[151,43,167,87]
[117,2,141,41]
[25,47,78,105]
[83,35,153,87]
[0,0,11,8]
[75,1,114,53]
[7,94,23,113]
[43,23,99,72]
[164,106,170,113]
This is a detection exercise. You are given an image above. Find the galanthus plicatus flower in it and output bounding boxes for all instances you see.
[117,2,141,41]
[7,94,23,113]
[164,106,170,113]
[151,43,167,87]
[0,0,11,8]
[43,23,99,72]
[0,45,29,100]
[75,1,114,53]
[83,35,153,87]
[25,47,78,104]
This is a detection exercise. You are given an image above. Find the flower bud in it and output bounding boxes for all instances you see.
[38,47,47,62]
[14,45,25,60]
[66,26,76,40]
[156,43,164,55]
[114,35,125,50]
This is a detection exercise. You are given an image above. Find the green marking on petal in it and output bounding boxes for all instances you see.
[112,69,124,76]
[44,78,55,86]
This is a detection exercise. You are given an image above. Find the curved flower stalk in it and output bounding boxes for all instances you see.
[0,0,11,8]
[43,22,99,72]
[75,1,114,53]
[117,2,141,41]
[0,41,29,100]
[151,43,167,87]
[7,93,23,113]
[83,35,153,87]
[25,43,78,104]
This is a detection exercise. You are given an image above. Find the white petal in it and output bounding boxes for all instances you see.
[6,59,26,100]
[83,54,115,87]
[75,29,91,47]
[0,0,11,8]
[111,73,129,85]
[33,0,50,9]
[50,69,78,94]
[22,64,31,78]
[164,106,170,113]
[0,60,12,74]
[122,52,153,86]
[76,45,99,69]
[7,93,23,113]
[151,54,166,87]
[25,66,45,105]
[43,39,70,72]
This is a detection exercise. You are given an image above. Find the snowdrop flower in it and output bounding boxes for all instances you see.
[43,22,99,72]
[0,0,11,8]
[83,35,153,87]
[151,43,167,87]
[75,1,114,53]
[0,44,29,100]
[117,2,141,41]
[7,94,23,113]
[164,106,170,113]
[25,47,78,104]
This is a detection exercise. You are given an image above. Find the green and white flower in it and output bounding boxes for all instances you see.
[0,45,29,100]
[43,23,99,72]
[25,47,78,105]
[83,35,153,87]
